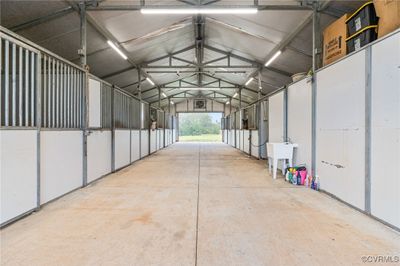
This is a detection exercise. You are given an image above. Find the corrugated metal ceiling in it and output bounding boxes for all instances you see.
[0,0,367,107]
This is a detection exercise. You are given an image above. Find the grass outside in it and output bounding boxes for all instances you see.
[179,134,221,142]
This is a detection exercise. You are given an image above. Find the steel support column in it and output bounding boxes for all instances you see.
[79,2,87,67]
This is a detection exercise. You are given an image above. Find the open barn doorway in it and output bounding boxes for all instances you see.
[177,112,223,142]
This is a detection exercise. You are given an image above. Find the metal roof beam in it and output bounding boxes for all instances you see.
[9,6,75,32]
[87,4,311,11]
[142,45,195,65]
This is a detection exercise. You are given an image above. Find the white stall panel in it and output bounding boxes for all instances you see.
[114,130,130,170]
[239,130,244,151]
[0,130,37,224]
[131,130,140,163]
[230,130,235,146]
[236,130,240,149]
[371,33,400,228]
[243,130,250,154]
[141,130,149,157]
[172,129,176,143]
[88,78,101,128]
[87,130,111,183]
[150,130,157,153]
[316,50,366,210]
[268,92,284,142]
[287,78,312,169]
[41,131,83,204]
[158,129,164,150]
[251,130,259,158]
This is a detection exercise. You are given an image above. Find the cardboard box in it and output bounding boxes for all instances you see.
[374,0,400,38]
[323,14,349,66]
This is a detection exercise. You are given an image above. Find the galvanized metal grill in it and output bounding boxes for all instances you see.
[1,36,39,127]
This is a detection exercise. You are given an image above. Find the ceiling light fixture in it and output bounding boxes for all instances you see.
[170,101,175,105]
[162,92,167,98]
[265,50,282,67]
[141,8,258,15]
[107,40,128,60]
[226,101,230,105]
[146,77,155,86]
[179,87,221,90]
[245,77,254,86]
[233,92,238,98]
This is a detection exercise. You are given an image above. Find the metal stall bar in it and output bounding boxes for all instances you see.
[51,57,55,127]
[31,52,35,127]
[60,62,65,128]
[42,55,47,127]
[66,65,70,128]
[11,43,16,126]
[47,57,51,127]
[18,46,23,126]
[36,49,42,209]
[0,38,2,126]
[4,40,9,126]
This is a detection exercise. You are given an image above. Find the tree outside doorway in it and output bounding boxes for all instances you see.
[178,113,222,142]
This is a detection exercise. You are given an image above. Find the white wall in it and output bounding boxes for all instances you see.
[87,130,111,183]
[1,130,37,224]
[268,92,284,142]
[370,33,400,228]
[251,130,259,158]
[88,78,101,128]
[131,130,140,162]
[236,130,240,149]
[316,50,366,210]
[114,130,130,170]
[41,131,83,204]
[287,78,312,169]
[239,130,243,151]
[150,130,157,153]
[141,130,149,157]
[243,130,250,154]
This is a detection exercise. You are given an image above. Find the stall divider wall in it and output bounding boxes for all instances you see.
[0,27,164,227]
[263,30,400,230]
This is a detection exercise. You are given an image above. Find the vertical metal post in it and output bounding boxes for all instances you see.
[42,55,47,127]
[365,46,372,213]
[239,87,242,110]
[60,63,65,128]
[283,87,288,142]
[4,40,9,126]
[111,86,115,171]
[11,43,16,126]
[137,71,142,159]
[79,2,87,67]
[47,57,51,127]
[82,70,88,187]
[31,52,35,126]
[311,1,321,177]
[258,70,262,100]
[25,49,29,126]
[229,97,232,114]
[312,1,321,72]
[36,52,42,209]
[67,65,70,128]
[158,87,161,108]
[18,47,23,126]
[0,37,2,126]
[56,60,59,127]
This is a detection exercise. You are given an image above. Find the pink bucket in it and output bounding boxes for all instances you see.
[299,170,307,185]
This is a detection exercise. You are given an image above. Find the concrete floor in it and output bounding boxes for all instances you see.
[1,143,399,266]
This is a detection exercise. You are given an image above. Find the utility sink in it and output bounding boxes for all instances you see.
[267,142,298,179]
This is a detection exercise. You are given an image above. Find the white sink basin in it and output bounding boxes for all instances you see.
[267,142,298,179]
